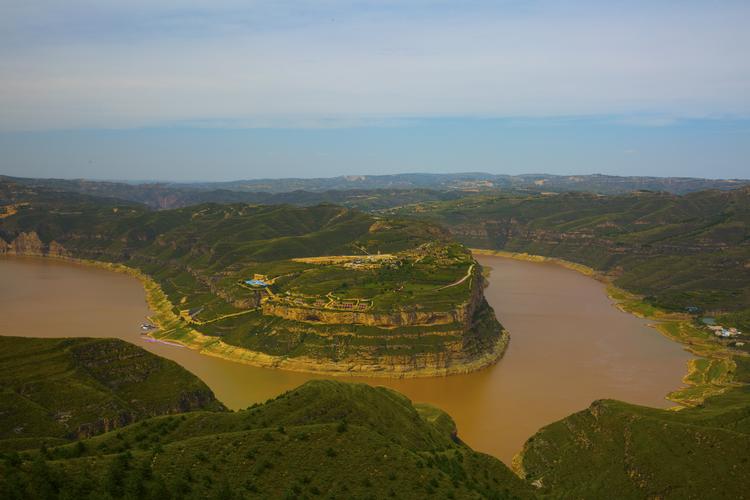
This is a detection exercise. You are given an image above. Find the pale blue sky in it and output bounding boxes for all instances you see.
[1,1,748,180]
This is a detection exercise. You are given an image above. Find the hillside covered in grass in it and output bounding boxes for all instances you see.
[390,188,750,330]
[0,377,533,499]
[0,337,224,452]
[2,337,749,498]
[0,180,506,375]
[518,369,750,499]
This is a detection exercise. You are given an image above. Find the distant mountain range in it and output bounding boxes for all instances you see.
[2,173,747,210]
[191,172,749,195]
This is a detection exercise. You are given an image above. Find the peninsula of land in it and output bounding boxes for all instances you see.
[0,180,507,376]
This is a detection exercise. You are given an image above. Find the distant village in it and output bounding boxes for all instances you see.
[705,323,745,347]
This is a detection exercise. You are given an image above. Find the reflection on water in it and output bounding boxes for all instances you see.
[0,255,692,463]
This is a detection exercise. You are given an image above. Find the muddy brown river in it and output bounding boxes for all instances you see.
[0,255,692,463]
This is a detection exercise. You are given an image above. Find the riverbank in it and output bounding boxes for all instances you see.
[2,252,694,464]
[2,254,509,379]
[472,248,741,407]
[139,261,511,379]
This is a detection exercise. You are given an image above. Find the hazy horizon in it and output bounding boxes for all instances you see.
[1,1,748,180]
[3,168,749,185]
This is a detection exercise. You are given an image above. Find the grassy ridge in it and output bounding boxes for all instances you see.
[3,336,748,498]
[518,384,750,499]
[0,378,533,499]
[0,337,224,452]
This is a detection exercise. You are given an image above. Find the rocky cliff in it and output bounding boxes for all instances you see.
[0,231,69,258]
[261,267,484,328]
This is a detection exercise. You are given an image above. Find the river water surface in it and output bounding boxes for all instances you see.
[0,255,692,463]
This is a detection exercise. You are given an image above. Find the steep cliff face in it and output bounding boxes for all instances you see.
[243,266,502,374]
[71,388,221,439]
[261,302,461,327]
[182,296,508,377]
[261,266,485,329]
[0,231,69,258]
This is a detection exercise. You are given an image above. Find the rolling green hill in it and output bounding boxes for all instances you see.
[0,180,506,376]
[389,188,750,330]
[2,337,748,499]
[518,368,750,499]
[0,375,533,499]
[0,337,224,452]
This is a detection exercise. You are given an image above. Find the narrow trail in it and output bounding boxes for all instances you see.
[180,308,258,326]
[436,264,474,291]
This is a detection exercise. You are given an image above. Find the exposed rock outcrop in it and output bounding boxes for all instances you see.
[261,266,485,329]
[0,231,69,258]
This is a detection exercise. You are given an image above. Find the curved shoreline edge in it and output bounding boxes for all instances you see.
[1,254,510,379]
[471,249,741,408]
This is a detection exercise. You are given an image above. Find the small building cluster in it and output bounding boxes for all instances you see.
[343,255,399,270]
[707,325,743,338]
[330,300,369,311]
[245,273,269,287]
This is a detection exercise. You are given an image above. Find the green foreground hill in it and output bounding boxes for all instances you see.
[0,180,505,375]
[0,338,532,499]
[0,337,224,453]
[2,337,750,498]
[519,359,750,499]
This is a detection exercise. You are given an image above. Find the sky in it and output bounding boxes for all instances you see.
[1,0,748,181]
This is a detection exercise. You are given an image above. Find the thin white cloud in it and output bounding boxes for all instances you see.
[0,1,748,131]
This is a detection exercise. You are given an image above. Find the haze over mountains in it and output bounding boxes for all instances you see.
[2,173,747,210]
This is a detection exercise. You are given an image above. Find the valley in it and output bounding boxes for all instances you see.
[1,177,748,498]
[0,252,693,463]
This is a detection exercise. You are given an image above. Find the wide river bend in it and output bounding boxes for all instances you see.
[0,255,692,464]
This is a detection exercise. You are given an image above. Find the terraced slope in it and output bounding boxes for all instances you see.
[0,181,506,375]
[0,337,224,452]
[0,379,533,499]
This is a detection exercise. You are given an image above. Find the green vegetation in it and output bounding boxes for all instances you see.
[518,384,750,499]
[390,188,750,331]
[2,336,748,498]
[0,376,533,499]
[4,178,749,497]
[0,337,224,452]
[0,180,505,374]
